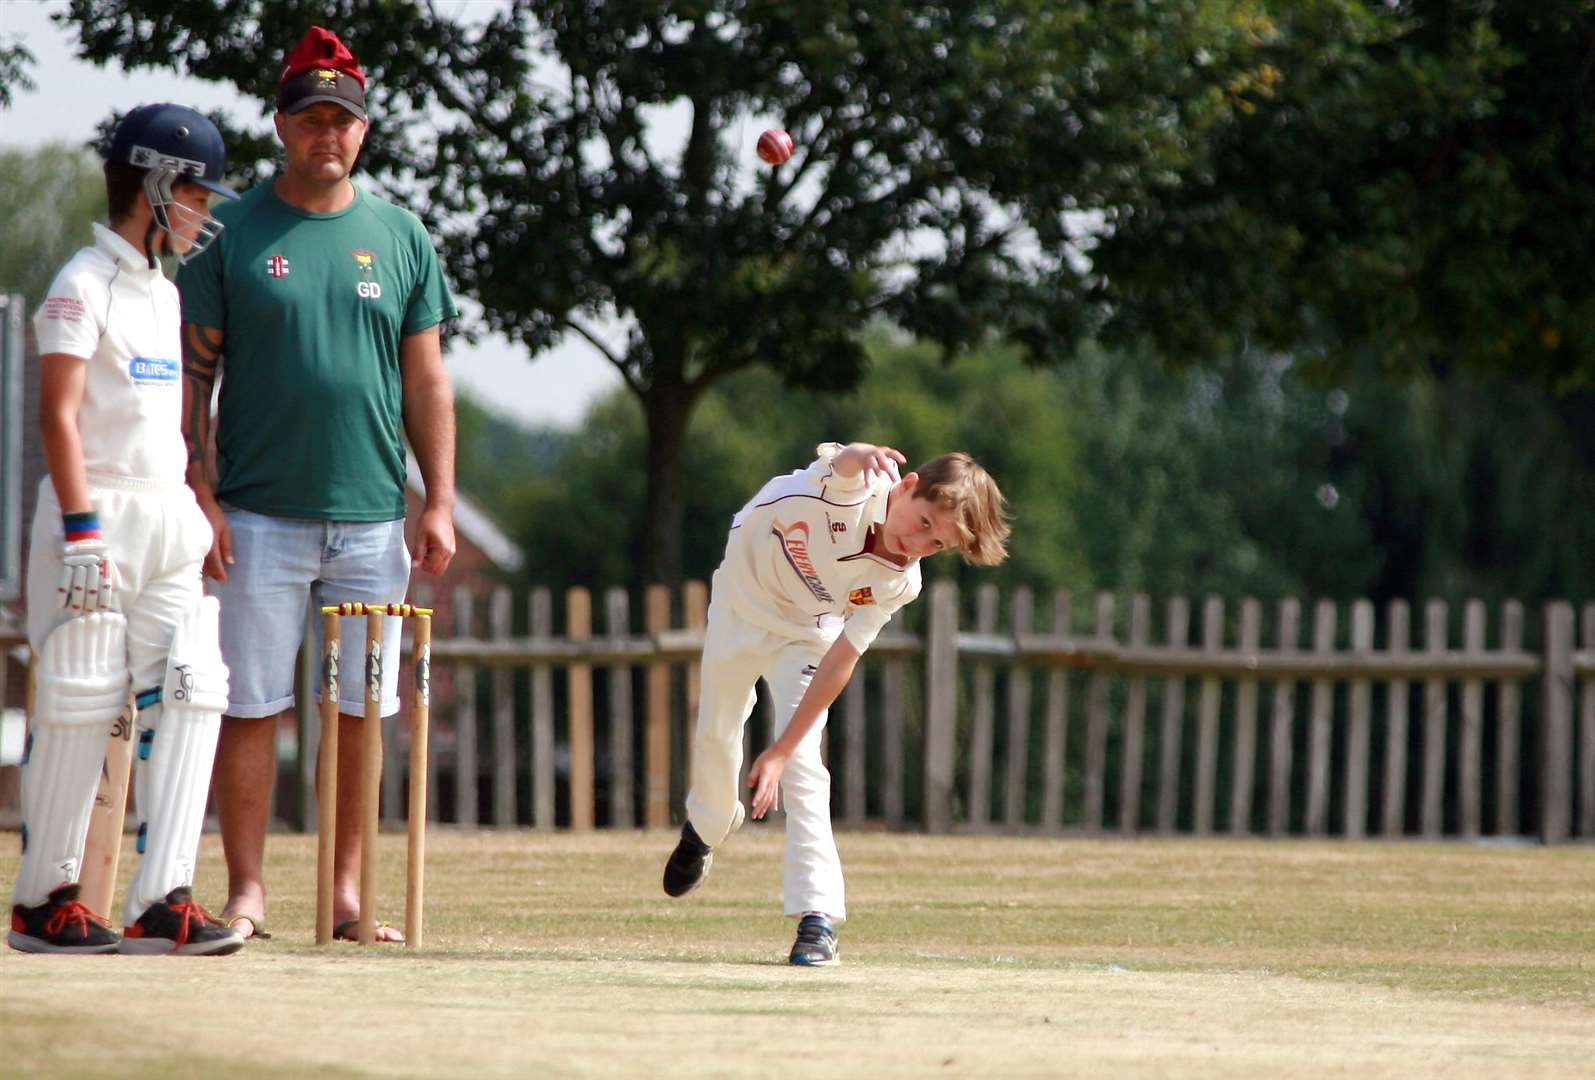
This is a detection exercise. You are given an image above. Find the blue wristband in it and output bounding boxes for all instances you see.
[63,510,102,542]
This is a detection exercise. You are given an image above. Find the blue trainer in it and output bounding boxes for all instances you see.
[789,913,840,967]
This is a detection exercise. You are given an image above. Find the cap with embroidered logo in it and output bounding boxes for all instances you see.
[276,26,367,120]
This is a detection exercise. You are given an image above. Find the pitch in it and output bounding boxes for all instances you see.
[3,830,1591,1077]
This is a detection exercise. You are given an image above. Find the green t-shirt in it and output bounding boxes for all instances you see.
[177,183,458,520]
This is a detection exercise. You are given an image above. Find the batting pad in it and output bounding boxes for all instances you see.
[13,613,130,909]
[125,597,229,925]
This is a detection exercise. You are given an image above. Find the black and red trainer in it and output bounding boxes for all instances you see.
[119,887,244,956]
[9,883,121,954]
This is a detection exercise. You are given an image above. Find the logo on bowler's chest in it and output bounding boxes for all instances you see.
[129,356,178,385]
[772,520,835,604]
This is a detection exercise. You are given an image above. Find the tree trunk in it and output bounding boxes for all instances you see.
[641,381,693,587]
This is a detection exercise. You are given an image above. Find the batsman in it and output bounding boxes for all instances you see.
[8,104,244,955]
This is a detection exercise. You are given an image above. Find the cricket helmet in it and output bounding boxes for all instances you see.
[107,103,237,262]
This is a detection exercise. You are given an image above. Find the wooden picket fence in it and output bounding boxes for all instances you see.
[272,582,1595,842]
[6,583,1595,841]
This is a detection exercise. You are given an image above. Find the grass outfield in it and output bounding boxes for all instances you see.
[3,829,1593,1077]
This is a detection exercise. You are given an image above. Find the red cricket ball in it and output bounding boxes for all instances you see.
[757,128,795,165]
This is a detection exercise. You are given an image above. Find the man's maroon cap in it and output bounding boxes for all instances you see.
[276,26,367,120]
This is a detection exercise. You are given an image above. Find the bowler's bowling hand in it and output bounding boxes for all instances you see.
[838,442,905,484]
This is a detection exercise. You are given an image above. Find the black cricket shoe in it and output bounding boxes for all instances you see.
[789,913,840,967]
[663,821,714,897]
[9,883,120,954]
[119,887,244,956]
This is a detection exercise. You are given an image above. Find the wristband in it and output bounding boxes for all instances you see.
[63,510,102,542]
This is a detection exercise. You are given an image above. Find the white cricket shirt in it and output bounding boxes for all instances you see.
[32,223,186,483]
[717,443,923,652]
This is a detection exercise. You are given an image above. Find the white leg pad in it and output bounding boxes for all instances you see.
[13,613,129,907]
[125,597,229,925]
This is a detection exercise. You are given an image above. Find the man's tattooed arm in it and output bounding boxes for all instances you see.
[181,321,224,486]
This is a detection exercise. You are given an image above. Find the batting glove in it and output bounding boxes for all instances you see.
[58,538,120,614]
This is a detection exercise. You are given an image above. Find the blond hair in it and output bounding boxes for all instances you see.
[913,453,1010,566]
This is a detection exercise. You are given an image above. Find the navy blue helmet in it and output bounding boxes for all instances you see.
[107,103,237,261]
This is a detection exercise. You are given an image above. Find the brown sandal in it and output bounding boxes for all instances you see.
[223,913,272,940]
[332,918,404,943]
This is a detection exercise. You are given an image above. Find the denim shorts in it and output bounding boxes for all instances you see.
[209,506,411,718]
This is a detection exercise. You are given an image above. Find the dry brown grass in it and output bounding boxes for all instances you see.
[3,829,1593,1078]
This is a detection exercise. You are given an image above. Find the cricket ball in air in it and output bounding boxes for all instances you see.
[757,128,795,165]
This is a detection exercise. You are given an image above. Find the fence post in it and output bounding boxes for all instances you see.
[1421,600,1448,839]
[491,586,516,827]
[1381,600,1411,838]
[1004,587,1034,830]
[1119,594,1150,834]
[1041,591,1072,831]
[1156,596,1190,835]
[1082,593,1116,831]
[1268,598,1300,836]
[1228,598,1261,836]
[567,588,595,831]
[1305,599,1336,836]
[452,588,478,828]
[1497,600,1523,836]
[1344,599,1374,839]
[923,581,960,834]
[1542,601,1574,843]
[967,585,999,827]
[1460,600,1486,839]
[1194,596,1223,835]
[606,588,634,828]
[529,588,555,829]
[645,584,671,829]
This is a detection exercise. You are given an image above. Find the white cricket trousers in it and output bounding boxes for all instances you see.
[684,602,846,920]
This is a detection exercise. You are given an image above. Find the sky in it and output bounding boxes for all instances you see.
[0,0,621,430]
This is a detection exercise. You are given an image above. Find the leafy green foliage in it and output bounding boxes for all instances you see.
[0,144,106,306]
[1094,0,1595,387]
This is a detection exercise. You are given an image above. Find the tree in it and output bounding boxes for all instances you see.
[57,0,1300,582]
[1092,1,1595,388]
[0,144,106,305]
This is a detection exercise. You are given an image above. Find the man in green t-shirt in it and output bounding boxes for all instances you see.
[177,25,459,943]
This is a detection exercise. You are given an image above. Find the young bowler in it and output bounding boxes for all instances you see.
[663,441,1009,965]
